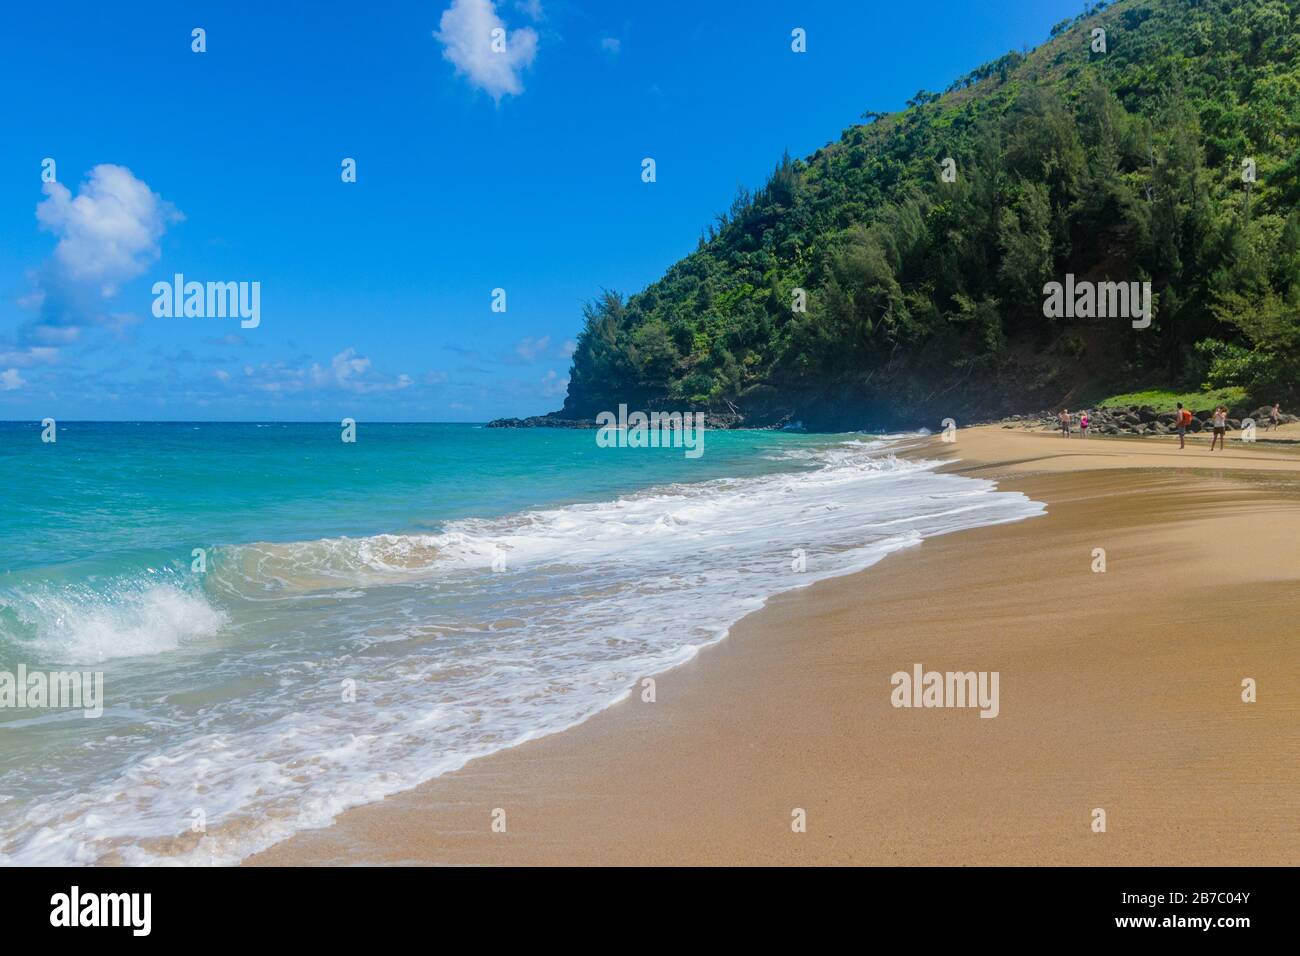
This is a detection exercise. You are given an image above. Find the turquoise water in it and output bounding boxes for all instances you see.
[0,421,1042,864]
[0,422,817,574]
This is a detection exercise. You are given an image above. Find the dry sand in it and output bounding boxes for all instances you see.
[249,426,1300,866]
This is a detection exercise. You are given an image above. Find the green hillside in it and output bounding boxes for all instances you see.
[556,0,1300,429]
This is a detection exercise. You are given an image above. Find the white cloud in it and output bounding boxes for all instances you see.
[247,362,308,394]
[0,347,58,367]
[5,165,179,363]
[0,368,25,391]
[203,333,249,348]
[515,0,543,20]
[322,347,371,385]
[16,286,45,310]
[541,368,568,397]
[514,335,550,361]
[560,339,576,357]
[35,164,182,296]
[599,37,621,56]
[435,0,538,102]
[310,348,413,394]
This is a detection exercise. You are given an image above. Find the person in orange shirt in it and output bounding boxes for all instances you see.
[1174,403,1193,449]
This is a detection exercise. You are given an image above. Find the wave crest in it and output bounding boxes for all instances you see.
[0,576,225,664]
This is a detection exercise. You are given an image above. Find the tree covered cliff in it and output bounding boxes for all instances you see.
[558,0,1300,428]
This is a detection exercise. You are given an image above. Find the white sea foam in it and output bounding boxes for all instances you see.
[0,581,226,663]
[0,437,1043,865]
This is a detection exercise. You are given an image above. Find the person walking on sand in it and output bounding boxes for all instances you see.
[1079,409,1090,439]
[1059,408,1071,437]
[1268,402,1281,431]
[1210,406,1227,451]
[1175,402,1193,449]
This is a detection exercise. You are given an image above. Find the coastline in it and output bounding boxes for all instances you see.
[248,427,1300,866]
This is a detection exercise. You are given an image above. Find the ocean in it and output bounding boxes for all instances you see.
[0,421,1043,864]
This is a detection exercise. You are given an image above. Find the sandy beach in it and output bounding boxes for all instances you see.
[249,426,1300,866]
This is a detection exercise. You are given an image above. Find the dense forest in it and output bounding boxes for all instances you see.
[554,0,1300,429]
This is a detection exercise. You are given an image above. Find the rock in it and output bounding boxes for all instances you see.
[485,416,599,429]
[1137,406,1159,423]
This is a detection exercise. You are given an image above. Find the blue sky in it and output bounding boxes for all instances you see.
[0,0,1081,421]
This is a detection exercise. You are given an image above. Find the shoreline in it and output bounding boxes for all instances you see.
[248,427,1300,866]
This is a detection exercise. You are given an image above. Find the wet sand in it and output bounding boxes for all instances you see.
[249,427,1300,866]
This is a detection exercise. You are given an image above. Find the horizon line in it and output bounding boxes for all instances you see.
[0,419,490,425]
